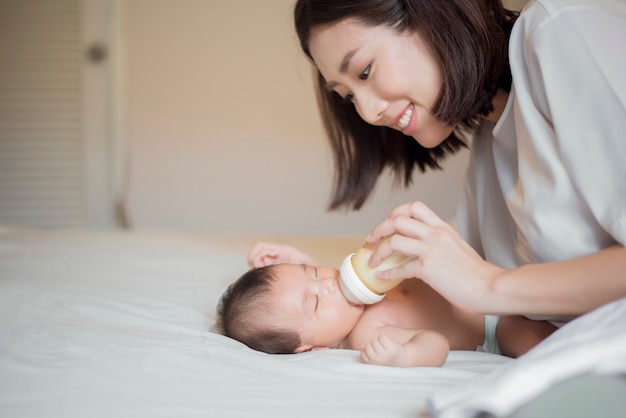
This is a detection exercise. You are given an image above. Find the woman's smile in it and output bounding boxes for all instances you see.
[309,18,454,148]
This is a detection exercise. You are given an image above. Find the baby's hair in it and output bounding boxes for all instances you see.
[215,265,301,354]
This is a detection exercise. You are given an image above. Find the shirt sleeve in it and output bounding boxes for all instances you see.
[523,3,626,244]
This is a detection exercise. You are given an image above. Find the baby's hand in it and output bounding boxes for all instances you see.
[247,242,316,268]
[360,335,409,367]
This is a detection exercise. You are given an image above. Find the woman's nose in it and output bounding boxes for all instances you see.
[354,91,386,125]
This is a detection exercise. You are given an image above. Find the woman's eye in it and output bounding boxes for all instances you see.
[315,295,319,312]
[314,267,319,278]
[358,64,371,81]
[340,65,370,103]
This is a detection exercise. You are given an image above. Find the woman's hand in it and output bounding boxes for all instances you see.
[367,201,504,313]
[247,242,316,268]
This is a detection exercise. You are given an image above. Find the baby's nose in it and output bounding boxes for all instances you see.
[322,275,338,295]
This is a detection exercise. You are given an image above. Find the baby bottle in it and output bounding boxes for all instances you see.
[338,240,409,304]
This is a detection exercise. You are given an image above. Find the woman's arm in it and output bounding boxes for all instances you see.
[488,245,626,316]
[367,202,626,316]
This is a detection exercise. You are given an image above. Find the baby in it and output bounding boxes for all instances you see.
[216,244,556,367]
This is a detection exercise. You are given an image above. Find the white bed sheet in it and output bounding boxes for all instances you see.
[0,227,509,418]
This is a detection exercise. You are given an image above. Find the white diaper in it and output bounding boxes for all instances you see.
[476,315,502,355]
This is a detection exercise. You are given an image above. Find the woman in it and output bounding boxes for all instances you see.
[290,0,626,321]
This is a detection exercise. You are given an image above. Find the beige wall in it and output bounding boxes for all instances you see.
[122,1,480,235]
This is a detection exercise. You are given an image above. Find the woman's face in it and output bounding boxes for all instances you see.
[309,18,454,148]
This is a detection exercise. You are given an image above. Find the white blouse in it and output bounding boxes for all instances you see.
[457,0,626,270]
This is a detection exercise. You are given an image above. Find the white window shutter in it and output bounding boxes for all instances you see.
[0,0,116,228]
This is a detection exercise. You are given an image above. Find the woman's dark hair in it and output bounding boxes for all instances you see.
[294,0,518,210]
[215,265,301,354]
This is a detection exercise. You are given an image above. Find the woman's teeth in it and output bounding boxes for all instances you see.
[398,106,413,130]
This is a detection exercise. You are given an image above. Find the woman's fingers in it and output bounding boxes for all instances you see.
[367,202,459,267]
[405,201,446,227]
[368,232,423,267]
[368,202,445,241]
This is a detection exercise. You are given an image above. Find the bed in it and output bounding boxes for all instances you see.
[1,226,625,418]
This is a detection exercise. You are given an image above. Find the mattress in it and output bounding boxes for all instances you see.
[4,226,623,417]
[0,227,508,418]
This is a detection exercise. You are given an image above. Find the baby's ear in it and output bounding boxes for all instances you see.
[294,344,313,353]
[310,346,330,352]
[295,344,329,353]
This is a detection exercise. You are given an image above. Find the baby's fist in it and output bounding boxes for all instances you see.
[360,335,408,367]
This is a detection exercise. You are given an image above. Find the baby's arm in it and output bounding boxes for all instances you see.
[359,326,450,368]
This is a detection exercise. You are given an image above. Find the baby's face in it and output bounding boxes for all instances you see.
[267,263,364,352]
